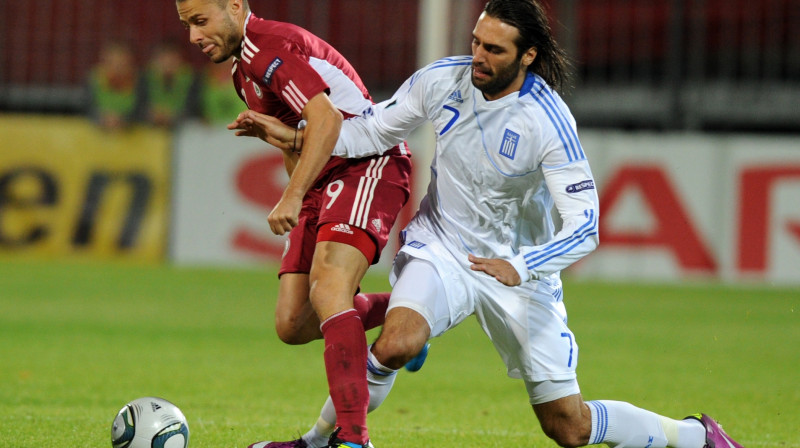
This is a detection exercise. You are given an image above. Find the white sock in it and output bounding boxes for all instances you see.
[302,346,398,447]
[588,400,669,447]
[301,412,336,448]
[587,400,707,448]
[660,416,707,448]
[364,348,398,411]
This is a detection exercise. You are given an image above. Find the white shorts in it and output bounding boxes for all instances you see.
[389,233,580,404]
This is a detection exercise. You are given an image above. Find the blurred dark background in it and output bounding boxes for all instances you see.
[2,0,798,133]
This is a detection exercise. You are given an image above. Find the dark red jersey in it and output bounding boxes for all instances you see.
[230,13,413,271]
[232,13,373,127]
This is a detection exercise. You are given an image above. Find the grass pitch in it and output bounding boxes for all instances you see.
[0,259,797,447]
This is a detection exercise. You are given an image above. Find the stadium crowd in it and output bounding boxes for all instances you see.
[86,39,242,131]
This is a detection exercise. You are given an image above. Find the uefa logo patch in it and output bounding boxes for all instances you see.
[263,57,283,86]
[566,179,595,193]
[500,129,519,160]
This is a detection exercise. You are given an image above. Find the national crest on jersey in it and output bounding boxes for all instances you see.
[500,129,520,160]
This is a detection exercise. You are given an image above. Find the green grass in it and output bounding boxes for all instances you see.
[0,259,798,447]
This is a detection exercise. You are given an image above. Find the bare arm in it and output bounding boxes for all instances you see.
[228,110,303,152]
[267,92,342,235]
[228,109,302,176]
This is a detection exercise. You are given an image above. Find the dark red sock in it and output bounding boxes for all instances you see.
[353,292,390,331]
[321,309,369,444]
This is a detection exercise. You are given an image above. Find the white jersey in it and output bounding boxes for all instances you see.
[333,56,599,283]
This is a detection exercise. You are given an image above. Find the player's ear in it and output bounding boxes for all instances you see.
[228,0,243,15]
[521,47,537,69]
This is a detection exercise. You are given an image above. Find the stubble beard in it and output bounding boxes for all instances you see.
[211,17,242,63]
[472,56,523,97]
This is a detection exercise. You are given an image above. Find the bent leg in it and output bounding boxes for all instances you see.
[274,273,321,344]
[274,275,389,345]
[305,258,449,446]
[532,391,706,448]
[532,392,592,448]
[372,257,449,368]
[581,400,704,448]
[371,307,430,369]
[353,292,390,331]
[308,241,368,320]
[306,308,430,447]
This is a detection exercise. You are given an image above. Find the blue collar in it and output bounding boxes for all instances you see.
[519,72,537,96]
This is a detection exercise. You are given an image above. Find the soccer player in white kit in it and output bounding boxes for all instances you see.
[231,1,745,447]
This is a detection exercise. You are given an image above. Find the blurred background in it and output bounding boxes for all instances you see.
[1,0,799,285]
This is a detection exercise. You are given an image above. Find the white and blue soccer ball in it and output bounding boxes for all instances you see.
[111,397,190,448]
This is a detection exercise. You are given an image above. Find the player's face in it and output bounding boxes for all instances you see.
[470,13,532,100]
[177,0,242,63]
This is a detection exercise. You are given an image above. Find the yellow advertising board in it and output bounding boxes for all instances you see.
[0,115,170,262]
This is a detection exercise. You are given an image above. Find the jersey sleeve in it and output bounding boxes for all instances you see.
[510,143,600,281]
[251,47,330,116]
[331,68,430,158]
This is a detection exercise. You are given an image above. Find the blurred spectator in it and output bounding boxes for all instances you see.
[86,40,143,131]
[199,58,243,126]
[141,42,199,128]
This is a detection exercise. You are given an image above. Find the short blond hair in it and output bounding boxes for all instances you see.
[176,0,249,10]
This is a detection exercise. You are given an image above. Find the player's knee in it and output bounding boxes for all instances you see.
[372,337,420,369]
[274,312,319,345]
[308,272,358,314]
[274,321,302,345]
[372,328,427,370]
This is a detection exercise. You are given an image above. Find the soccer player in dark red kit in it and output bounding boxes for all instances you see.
[176,1,416,447]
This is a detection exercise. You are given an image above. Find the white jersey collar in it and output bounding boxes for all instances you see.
[475,85,520,109]
[238,11,253,57]
[243,11,252,34]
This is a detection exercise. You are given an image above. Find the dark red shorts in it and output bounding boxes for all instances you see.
[278,147,412,276]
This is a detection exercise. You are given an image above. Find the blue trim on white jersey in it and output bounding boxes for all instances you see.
[430,55,473,66]
[410,56,472,87]
[540,159,587,170]
[523,209,597,269]
[528,78,585,162]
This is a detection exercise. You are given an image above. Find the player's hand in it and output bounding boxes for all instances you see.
[227,111,259,137]
[468,254,521,286]
[227,110,302,152]
[267,194,303,235]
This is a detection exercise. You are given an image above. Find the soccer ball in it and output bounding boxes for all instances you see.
[110,397,190,448]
